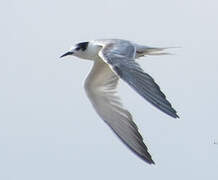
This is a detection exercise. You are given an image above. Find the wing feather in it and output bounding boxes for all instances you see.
[84,60,154,164]
[99,41,179,118]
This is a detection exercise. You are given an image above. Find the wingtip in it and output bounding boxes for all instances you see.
[140,154,155,165]
[151,161,155,165]
[170,113,179,119]
[174,112,180,119]
[144,158,155,165]
[149,159,156,165]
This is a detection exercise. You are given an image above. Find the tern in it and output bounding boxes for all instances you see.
[60,39,179,164]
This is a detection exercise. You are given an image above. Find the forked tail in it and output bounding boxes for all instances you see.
[135,46,180,58]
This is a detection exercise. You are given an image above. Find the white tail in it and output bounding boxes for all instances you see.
[135,46,180,58]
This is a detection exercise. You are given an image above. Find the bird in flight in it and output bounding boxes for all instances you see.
[60,39,179,164]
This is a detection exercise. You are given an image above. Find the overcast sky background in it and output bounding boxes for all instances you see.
[1,0,218,179]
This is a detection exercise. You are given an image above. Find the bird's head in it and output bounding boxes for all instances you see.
[60,42,90,59]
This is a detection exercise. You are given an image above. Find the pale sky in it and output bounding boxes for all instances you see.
[1,0,218,179]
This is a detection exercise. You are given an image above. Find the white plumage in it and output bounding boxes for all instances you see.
[60,39,179,164]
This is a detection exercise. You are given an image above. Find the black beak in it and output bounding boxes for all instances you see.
[60,51,73,58]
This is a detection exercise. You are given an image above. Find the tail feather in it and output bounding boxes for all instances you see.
[135,46,180,58]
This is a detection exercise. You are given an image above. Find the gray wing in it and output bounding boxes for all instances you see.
[84,60,154,164]
[99,41,179,118]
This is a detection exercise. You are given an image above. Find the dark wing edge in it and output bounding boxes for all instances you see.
[99,49,179,118]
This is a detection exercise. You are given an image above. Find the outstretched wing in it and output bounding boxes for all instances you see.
[84,60,154,164]
[99,41,179,118]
